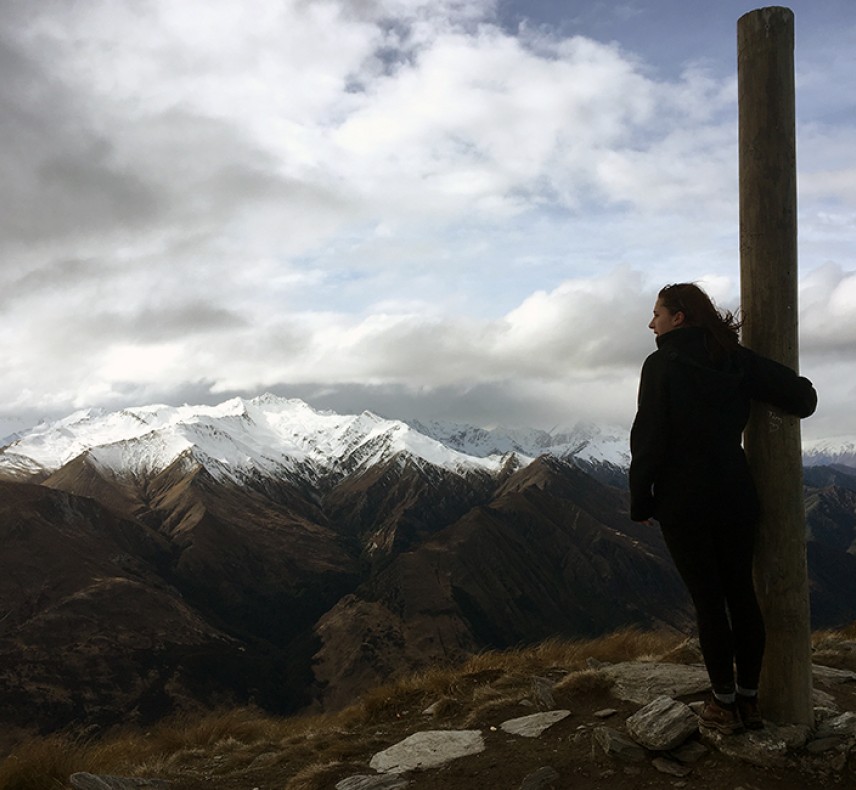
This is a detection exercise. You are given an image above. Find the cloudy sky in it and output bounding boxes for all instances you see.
[1,0,854,441]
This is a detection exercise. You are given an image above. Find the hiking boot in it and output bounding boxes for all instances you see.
[737,694,764,730]
[699,695,744,735]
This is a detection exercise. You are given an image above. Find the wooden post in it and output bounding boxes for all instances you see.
[738,7,813,725]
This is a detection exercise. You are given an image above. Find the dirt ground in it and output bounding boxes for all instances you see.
[162,674,856,790]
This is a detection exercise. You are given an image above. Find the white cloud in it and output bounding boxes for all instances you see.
[0,0,853,440]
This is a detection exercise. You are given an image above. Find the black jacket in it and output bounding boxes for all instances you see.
[629,327,817,525]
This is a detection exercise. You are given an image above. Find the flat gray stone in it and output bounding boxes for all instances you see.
[652,757,692,777]
[806,736,845,754]
[501,710,571,738]
[593,708,618,719]
[625,696,698,751]
[336,776,410,790]
[518,766,560,790]
[600,662,709,705]
[812,664,856,685]
[70,776,169,790]
[369,730,485,774]
[701,722,810,768]
[593,726,646,762]
[812,689,837,708]
[816,711,856,739]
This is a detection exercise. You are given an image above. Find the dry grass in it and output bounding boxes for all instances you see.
[812,626,856,672]
[283,760,345,790]
[554,668,615,696]
[0,736,83,790]
[0,625,794,789]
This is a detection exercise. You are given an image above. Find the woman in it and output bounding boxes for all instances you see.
[630,283,817,734]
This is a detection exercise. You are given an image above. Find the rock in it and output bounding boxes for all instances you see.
[369,730,485,774]
[335,776,410,790]
[625,696,698,751]
[593,726,646,762]
[806,736,845,754]
[774,723,813,750]
[501,710,571,738]
[531,676,556,709]
[593,708,618,719]
[701,722,810,768]
[815,706,842,723]
[652,757,692,777]
[600,661,710,705]
[812,664,856,685]
[812,689,837,708]
[70,776,170,790]
[816,711,856,739]
[518,766,560,790]
[669,740,708,764]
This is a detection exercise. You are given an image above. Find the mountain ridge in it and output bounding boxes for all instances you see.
[2,395,853,485]
[1,394,855,742]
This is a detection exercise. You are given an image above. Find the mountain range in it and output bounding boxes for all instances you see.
[0,394,854,744]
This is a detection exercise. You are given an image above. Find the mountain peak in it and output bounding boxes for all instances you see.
[0,397,529,485]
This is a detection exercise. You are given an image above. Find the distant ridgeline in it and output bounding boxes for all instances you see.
[0,395,854,737]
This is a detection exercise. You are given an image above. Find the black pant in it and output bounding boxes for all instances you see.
[660,517,765,694]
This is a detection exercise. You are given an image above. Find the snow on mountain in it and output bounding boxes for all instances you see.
[802,436,856,469]
[0,396,513,484]
[6,395,853,486]
[407,418,631,468]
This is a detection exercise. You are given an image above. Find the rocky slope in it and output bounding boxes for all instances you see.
[7,629,856,790]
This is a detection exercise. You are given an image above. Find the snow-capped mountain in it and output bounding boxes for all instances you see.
[803,436,856,469]
[4,395,853,489]
[0,395,634,489]
[0,395,518,486]
[406,418,631,467]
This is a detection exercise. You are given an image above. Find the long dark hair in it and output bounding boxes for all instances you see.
[658,283,741,359]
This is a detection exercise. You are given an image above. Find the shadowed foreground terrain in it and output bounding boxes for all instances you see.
[2,626,855,790]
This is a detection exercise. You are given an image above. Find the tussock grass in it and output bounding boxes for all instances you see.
[462,694,523,728]
[0,735,107,790]
[0,626,783,789]
[812,626,856,672]
[554,668,615,696]
[283,760,345,790]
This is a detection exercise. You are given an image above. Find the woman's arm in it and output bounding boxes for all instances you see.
[739,348,818,418]
[629,352,670,521]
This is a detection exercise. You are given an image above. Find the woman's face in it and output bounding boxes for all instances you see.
[649,299,684,337]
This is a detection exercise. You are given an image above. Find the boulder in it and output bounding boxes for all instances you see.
[592,726,646,762]
[501,710,571,738]
[600,662,709,705]
[369,730,485,774]
[816,711,856,739]
[625,696,698,751]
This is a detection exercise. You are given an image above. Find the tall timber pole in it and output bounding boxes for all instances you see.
[738,7,813,725]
